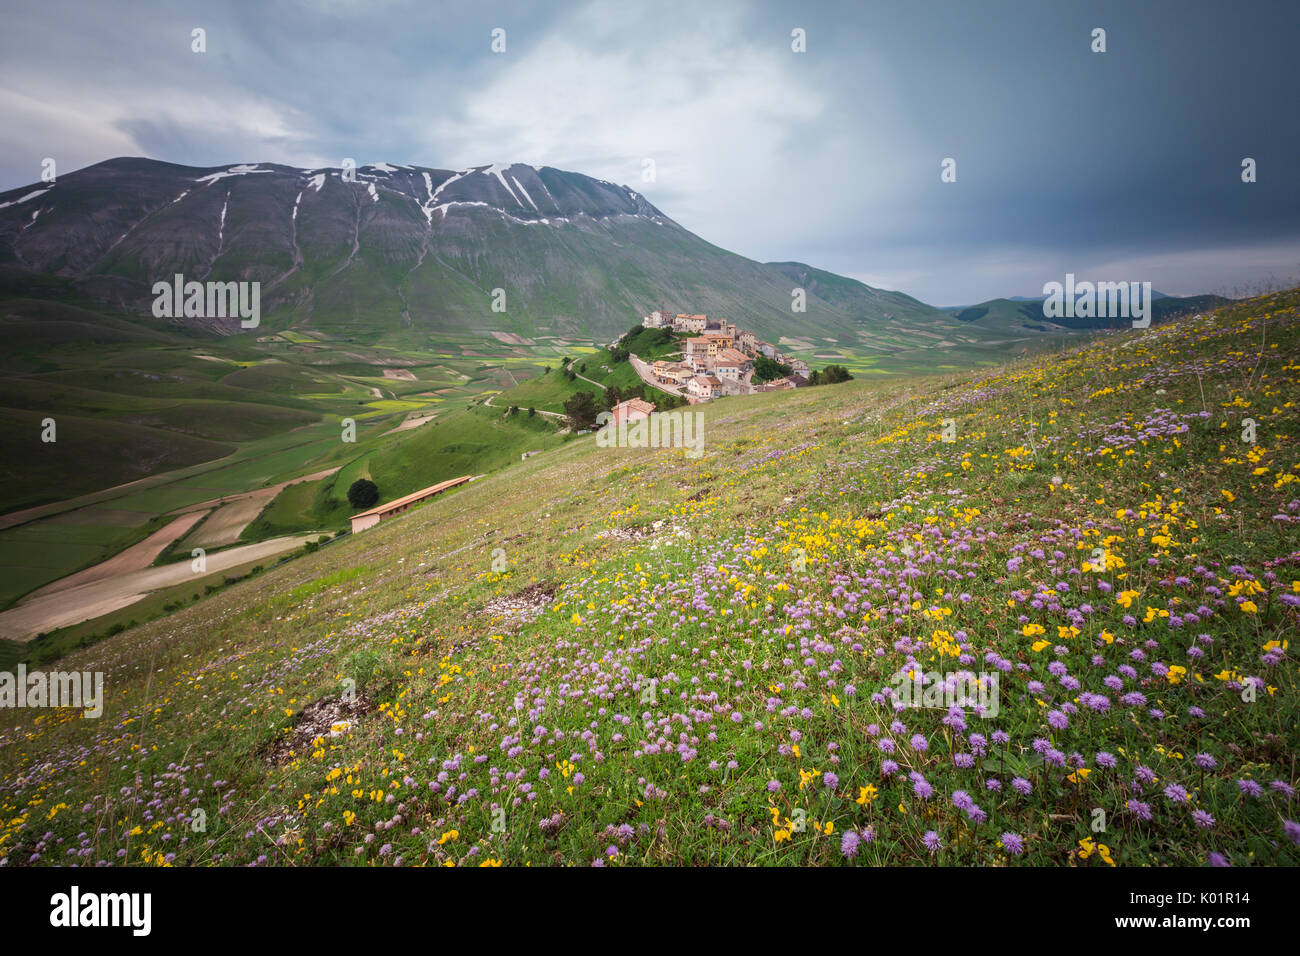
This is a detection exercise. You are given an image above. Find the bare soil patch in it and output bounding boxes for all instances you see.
[263,693,375,766]
[480,583,558,633]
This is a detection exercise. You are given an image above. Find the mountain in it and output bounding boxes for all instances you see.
[0,158,967,345]
[943,293,1233,334]
[764,261,941,324]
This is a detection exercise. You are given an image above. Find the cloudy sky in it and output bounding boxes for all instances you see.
[2,0,1297,304]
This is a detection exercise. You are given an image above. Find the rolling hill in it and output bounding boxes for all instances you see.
[945,293,1235,335]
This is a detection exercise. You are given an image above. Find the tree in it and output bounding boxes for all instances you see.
[563,391,600,430]
[753,355,793,383]
[810,364,854,386]
[346,478,380,510]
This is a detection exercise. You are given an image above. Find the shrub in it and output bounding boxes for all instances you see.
[346,478,380,509]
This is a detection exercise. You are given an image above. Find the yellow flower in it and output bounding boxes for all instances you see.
[856,785,878,805]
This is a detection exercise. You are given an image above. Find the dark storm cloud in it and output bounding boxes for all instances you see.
[0,0,1295,303]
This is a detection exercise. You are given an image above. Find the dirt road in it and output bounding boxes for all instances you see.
[0,534,320,642]
[25,511,209,600]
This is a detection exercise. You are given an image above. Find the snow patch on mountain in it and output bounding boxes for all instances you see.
[0,188,51,210]
[196,164,270,185]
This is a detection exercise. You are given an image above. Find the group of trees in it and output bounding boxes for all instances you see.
[808,364,854,385]
[554,356,587,382]
[752,354,793,383]
[563,381,689,430]
[753,355,853,387]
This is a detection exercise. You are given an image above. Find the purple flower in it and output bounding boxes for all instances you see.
[922,830,942,853]
[1126,800,1153,821]
[1001,832,1024,855]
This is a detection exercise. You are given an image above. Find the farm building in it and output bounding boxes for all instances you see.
[349,476,472,533]
[610,397,656,425]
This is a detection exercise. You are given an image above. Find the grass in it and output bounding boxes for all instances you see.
[2,291,1298,867]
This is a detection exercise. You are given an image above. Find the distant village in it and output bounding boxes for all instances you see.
[637,311,811,403]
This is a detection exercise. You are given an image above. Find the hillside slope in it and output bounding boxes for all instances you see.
[946,294,1235,335]
[2,291,1298,867]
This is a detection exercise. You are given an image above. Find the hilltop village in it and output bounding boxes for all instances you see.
[634,310,812,402]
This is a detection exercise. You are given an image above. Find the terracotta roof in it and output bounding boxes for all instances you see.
[616,397,656,415]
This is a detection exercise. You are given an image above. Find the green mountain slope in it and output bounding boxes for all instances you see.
[1,158,985,346]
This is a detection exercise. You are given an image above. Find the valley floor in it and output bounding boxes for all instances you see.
[2,291,1298,867]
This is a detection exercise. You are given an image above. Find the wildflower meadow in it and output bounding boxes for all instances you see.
[2,292,1298,869]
